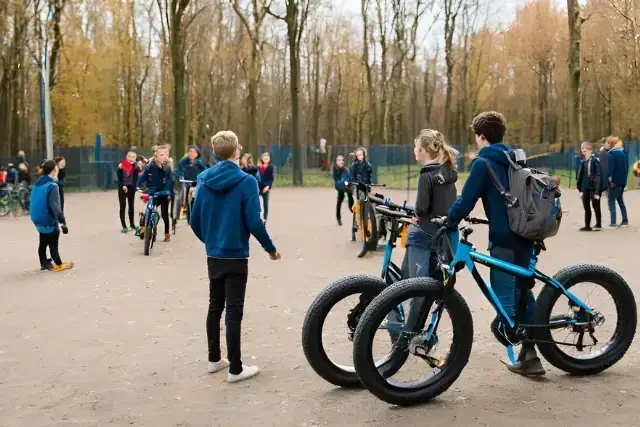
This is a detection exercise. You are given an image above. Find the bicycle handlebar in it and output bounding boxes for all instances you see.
[367,194,415,216]
[179,179,195,184]
[374,205,413,222]
[346,180,386,193]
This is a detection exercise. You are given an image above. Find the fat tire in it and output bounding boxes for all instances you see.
[302,275,388,388]
[533,264,637,375]
[353,278,473,406]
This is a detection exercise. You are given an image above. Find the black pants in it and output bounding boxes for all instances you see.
[118,185,136,228]
[582,190,601,227]
[206,258,248,375]
[336,190,354,221]
[58,186,65,213]
[153,196,170,234]
[261,190,270,221]
[39,230,62,266]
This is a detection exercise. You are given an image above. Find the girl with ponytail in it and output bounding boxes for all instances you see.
[402,129,459,278]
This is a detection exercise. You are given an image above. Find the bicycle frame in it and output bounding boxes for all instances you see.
[144,195,159,230]
[419,225,596,364]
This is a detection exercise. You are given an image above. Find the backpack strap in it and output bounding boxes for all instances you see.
[480,158,519,208]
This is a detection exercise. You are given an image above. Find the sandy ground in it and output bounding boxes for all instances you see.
[1,187,640,427]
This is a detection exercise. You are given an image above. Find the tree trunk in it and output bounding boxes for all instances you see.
[288,32,303,186]
[567,0,583,147]
[171,19,187,159]
[311,34,321,149]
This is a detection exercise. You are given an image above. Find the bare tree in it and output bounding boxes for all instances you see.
[231,0,270,157]
[266,0,315,186]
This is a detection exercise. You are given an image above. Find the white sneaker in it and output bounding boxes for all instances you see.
[227,365,260,383]
[207,358,229,373]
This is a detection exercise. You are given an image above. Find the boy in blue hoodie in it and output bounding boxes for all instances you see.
[447,111,543,377]
[603,136,629,227]
[30,160,74,272]
[137,145,174,242]
[191,130,280,384]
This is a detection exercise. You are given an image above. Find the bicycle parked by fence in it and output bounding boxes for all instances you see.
[351,216,637,406]
[302,195,416,388]
[0,183,30,217]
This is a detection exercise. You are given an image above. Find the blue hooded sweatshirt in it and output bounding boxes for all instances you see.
[137,161,173,196]
[190,160,276,258]
[30,175,66,233]
[332,166,350,191]
[176,145,208,182]
[448,143,532,250]
[607,147,628,187]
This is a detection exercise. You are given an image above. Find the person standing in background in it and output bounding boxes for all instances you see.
[257,153,274,225]
[117,151,140,233]
[576,142,602,231]
[604,136,629,227]
[55,157,66,212]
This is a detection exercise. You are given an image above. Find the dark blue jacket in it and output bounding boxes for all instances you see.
[30,176,66,233]
[191,160,276,258]
[607,148,628,187]
[448,143,531,250]
[350,160,373,184]
[332,166,350,191]
[258,164,274,190]
[137,161,173,196]
[176,156,208,182]
[577,154,601,194]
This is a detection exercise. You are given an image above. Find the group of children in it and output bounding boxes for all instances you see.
[577,136,630,231]
[113,145,276,241]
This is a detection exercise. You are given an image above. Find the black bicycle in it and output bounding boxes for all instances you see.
[301,196,416,388]
[348,181,386,258]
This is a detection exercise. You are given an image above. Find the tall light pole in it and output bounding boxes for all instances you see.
[41,2,54,160]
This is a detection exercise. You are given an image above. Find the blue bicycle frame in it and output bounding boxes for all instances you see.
[422,223,595,364]
[144,194,160,231]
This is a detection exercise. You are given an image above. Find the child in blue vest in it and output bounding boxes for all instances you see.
[30,160,74,272]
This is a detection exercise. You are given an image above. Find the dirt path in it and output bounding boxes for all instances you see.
[1,187,639,427]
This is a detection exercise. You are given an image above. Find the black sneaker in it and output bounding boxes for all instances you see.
[593,225,602,231]
[620,221,629,228]
[579,226,592,232]
[505,347,546,377]
[337,218,342,226]
[41,262,54,271]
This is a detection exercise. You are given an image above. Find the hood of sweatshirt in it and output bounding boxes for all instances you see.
[199,160,246,193]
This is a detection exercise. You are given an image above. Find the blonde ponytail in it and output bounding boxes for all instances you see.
[414,129,458,169]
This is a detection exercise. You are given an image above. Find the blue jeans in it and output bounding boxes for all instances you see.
[607,186,628,225]
[489,243,536,325]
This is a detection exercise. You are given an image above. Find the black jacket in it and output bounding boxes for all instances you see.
[350,159,373,185]
[415,161,458,235]
[577,154,602,194]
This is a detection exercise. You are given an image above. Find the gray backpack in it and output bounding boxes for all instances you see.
[484,151,562,241]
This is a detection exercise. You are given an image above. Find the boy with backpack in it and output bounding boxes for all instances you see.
[447,111,549,377]
[577,141,602,231]
[191,130,281,384]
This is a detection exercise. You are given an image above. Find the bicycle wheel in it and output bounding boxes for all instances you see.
[353,278,473,406]
[0,192,10,217]
[143,212,155,256]
[302,275,388,387]
[351,202,358,242]
[533,264,637,376]
[186,196,192,225]
[357,202,378,258]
